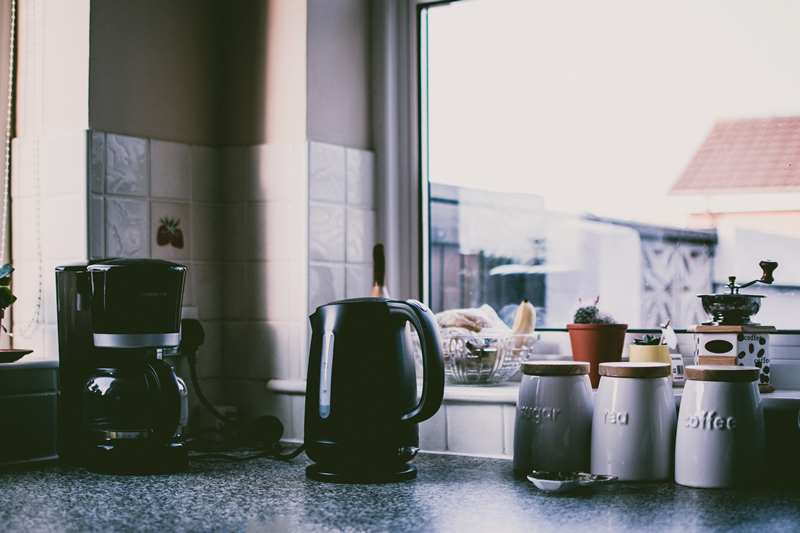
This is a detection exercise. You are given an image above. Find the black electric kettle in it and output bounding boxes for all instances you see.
[304,297,445,483]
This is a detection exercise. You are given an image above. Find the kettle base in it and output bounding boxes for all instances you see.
[306,463,417,484]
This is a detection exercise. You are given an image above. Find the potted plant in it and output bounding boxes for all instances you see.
[629,334,672,376]
[567,297,627,388]
[0,263,16,338]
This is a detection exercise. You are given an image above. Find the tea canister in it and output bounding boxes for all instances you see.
[675,366,764,488]
[513,361,593,476]
[591,362,676,481]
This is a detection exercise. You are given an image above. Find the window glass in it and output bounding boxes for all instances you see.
[422,0,800,329]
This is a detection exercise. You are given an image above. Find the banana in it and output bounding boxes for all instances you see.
[511,300,536,335]
[511,300,536,353]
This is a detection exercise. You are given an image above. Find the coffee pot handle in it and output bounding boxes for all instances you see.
[144,360,182,440]
[388,300,445,425]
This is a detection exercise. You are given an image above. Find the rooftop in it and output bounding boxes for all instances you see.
[670,116,800,195]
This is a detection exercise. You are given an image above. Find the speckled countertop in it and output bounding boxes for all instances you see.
[1,450,799,532]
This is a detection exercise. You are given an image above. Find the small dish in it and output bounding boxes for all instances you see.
[527,471,617,493]
[0,349,33,363]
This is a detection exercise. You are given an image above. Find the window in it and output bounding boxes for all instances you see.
[420,0,800,330]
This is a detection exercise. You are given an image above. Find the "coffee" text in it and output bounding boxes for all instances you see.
[684,410,737,430]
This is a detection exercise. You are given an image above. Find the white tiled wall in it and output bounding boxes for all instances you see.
[88,131,225,421]
[11,132,89,357]
[308,141,376,308]
[221,141,310,428]
[417,402,517,458]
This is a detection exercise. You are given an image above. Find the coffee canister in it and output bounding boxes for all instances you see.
[675,366,764,488]
[513,361,593,475]
[591,362,676,481]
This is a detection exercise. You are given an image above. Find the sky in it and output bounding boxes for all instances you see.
[426,0,800,223]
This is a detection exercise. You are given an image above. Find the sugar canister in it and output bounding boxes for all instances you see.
[675,366,764,488]
[513,361,593,475]
[591,362,676,481]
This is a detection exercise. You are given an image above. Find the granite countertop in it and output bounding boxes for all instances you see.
[1,450,799,532]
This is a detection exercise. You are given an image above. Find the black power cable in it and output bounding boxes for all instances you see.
[179,319,305,462]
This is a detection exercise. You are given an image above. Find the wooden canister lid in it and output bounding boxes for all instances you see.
[685,365,760,383]
[599,362,671,378]
[521,361,590,376]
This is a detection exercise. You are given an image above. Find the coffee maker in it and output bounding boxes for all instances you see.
[56,259,187,474]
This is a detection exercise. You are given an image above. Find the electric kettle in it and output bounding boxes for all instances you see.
[304,297,445,483]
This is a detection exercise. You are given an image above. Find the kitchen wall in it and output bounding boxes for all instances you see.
[218,139,375,440]
[10,128,225,420]
[11,0,228,419]
[216,140,309,432]
[16,0,90,138]
[11,0,91,358]
[307,0,372,150]
[218,0,374,436]
[10,0,376,438]
[88,0,222,145]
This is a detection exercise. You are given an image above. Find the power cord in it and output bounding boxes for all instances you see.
[179,319,306,462]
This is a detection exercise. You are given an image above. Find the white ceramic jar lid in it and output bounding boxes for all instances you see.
[599,362,671,378]
[521,361,590,376]
[685,365,760,383]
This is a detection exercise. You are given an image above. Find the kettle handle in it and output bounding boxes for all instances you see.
[388,300,445,425]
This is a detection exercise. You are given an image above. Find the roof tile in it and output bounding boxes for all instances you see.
[670,116,800,194]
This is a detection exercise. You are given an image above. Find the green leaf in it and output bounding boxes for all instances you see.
[633,334,661,345]
[0,263,13,279]
[0,286,16,309]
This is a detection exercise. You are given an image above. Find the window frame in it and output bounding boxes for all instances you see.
[372,0,453,305]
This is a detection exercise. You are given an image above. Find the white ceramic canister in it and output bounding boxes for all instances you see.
[675,366,764,488]
[513,361,593,475]
[591,362,676,481]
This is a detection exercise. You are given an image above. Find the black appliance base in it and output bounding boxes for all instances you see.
[87,441,188,475]
[306,463,417,484]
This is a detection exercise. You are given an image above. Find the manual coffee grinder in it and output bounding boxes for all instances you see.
[691,260,778,392]
[56,259,188,474]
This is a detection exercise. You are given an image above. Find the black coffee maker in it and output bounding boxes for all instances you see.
[56,259,187,474]
[305,298,445,483]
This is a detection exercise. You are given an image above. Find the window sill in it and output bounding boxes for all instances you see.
[266,379,800,411]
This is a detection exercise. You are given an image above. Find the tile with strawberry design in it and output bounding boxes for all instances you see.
[151,201,190,261]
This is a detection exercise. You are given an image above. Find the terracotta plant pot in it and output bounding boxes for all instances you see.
[567,323,628,388]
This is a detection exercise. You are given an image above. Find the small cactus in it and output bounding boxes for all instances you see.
[633,334,661,345]
[573,296,615,324]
